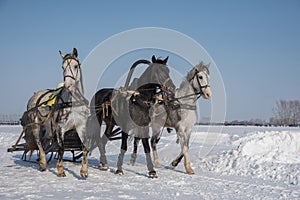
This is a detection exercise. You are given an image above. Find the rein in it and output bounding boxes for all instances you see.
[26,86,88,124]
[56,86,88,110]
[172,91,202,102]
[158,71,210,110]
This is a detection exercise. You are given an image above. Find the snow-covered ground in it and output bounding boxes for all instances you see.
[1,125,300,199]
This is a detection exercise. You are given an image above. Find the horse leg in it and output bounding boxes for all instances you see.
[150,105,167,168]
[171,128,194,174]
[57,147,66,177]
[99,122,113,170]
[75,121,89,178]
[116,131,127,175]
[142,138,157,178]
[183,128,194,174]
[56,128,66,177]
[32,123,47,171]
[130,137,140,166]
[182,144,194,175]
[151,132,161,168]
[80,146,89,178]
[171,153,184,167]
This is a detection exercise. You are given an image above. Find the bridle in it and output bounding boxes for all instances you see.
[193,68,210,96]
[61,55,88,106]
[62,55,80,82]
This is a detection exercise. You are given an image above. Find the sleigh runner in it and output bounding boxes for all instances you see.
[7,129,83,162]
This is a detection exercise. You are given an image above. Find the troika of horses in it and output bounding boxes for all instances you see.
[9,48,212,179]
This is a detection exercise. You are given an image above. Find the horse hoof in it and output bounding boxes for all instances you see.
[154,162,161,168]
[99,163,109,171]
[149,171,158,179]
[57,172,66,177]
[171,160,179,168]
[80,171,88,178]
[186,169,195,175]
[115,170,124,176]
[39,167,46,172]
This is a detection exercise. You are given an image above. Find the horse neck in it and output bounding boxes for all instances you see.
[69,73,85,106]
[74,70,84,97]
[76,80,84,96]
[176,78,197,104]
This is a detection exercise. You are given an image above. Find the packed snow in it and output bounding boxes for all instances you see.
[203,131,300,185]
[1,125,300,199]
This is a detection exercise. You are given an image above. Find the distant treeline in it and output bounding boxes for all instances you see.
[198,100,300,127]
[0,121,20,125]
[0,114,21,125]
[197,121,299,127]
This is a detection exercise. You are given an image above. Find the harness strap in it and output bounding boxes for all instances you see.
[179,104,197,110]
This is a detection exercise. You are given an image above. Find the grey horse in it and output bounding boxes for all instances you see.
[130,62,211,174]
[21,48,89,178]
[150,61,211,174]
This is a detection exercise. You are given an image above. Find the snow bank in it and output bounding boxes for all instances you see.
[203,131,300,185]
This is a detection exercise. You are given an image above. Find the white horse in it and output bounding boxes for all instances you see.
[22,48,89,178]
[149,62,212,174]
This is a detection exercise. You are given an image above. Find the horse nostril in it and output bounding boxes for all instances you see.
[66,83,73,90]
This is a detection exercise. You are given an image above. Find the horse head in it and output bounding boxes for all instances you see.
[137,55,175,92]
[59,48,82,93]
[187,61,212,99]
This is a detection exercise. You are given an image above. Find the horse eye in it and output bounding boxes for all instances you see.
[74,65,78,69]
[199,76,203,80]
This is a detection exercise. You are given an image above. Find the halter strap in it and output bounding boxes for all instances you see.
[62,56,81,81]
[194,71,210,95]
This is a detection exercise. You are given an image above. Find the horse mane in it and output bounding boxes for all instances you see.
[153,58,166,64]
[186,61,210,81]
[194,61,210,75]
[63,54,79,61]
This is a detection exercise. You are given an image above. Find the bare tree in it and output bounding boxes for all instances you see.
[272,100,300,126]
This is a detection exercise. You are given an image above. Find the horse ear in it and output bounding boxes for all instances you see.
[163,56,169,64]
[59,50,65,58]
[207,63,211,68]
[73,48,78,58]
[194,67,199,73]
[152,55,156,63]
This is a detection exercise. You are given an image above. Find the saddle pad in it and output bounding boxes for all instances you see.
[42,87,63,107]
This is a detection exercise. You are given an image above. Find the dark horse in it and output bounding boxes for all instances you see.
[89,56,173,178]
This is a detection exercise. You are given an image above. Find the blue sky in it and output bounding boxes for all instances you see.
[0,0,299,121]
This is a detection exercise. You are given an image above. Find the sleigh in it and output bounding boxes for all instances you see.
[7,87,84,163]
[7,125,84,164]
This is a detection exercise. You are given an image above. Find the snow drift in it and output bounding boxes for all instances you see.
[203,131,300,185]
